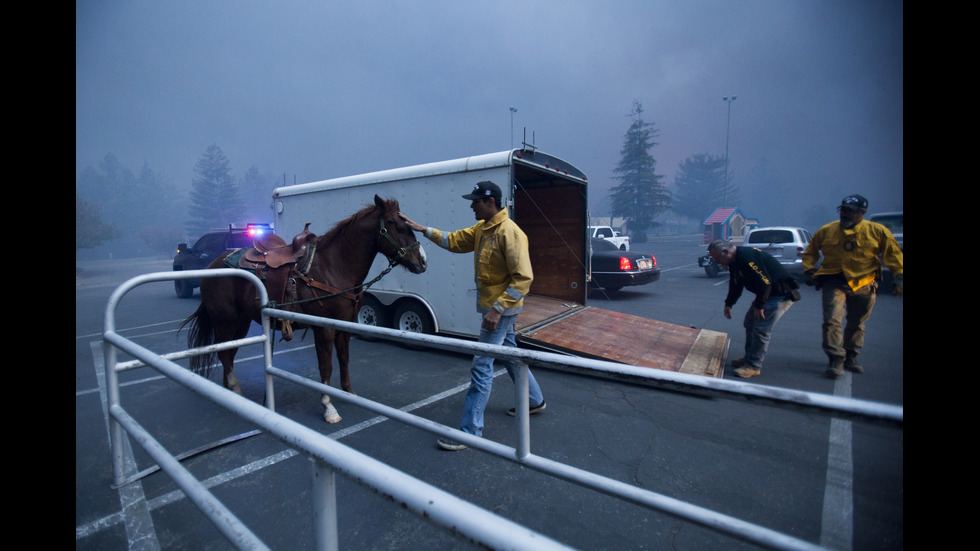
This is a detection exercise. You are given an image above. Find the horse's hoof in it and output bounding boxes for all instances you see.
[323,399,342,423]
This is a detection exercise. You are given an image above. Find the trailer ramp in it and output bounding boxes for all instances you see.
[516,297,728,378]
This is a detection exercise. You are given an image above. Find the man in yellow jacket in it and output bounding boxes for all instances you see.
[401,181,546,451]
[802,194,903,378]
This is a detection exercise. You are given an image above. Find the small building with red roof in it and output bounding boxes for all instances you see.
[702,207,759,245]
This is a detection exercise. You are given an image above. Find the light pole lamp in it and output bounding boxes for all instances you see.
[509,106,518,149]
[723,95,736,207]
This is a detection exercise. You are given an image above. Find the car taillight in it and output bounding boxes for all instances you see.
[650,255,657,267]
[619,257,633,271]
[796,246,804,258]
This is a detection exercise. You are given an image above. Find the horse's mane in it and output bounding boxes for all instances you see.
[314,198,395,250]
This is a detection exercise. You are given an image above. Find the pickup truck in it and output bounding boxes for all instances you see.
[589,226,630,251]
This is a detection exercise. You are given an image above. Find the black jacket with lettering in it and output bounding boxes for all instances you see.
[725,246,797,309]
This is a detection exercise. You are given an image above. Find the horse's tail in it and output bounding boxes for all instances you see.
[178,303,216,380]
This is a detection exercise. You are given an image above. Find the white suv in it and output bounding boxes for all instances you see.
[744,226,813,280]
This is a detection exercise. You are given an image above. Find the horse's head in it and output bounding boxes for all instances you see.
[374,195,427,274]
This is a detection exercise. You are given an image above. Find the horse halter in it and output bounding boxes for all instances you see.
[378,215,421,266]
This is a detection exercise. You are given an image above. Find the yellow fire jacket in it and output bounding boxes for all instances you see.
[424,207,533,315]
[802,219,903,291]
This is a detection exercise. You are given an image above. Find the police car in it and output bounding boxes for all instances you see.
[172,223,273,297]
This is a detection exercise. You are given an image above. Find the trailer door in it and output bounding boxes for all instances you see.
[516,300,729,378]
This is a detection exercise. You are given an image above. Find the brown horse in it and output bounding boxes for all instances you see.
[180,195,427,423]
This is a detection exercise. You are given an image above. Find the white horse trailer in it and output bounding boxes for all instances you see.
[273,149,728,378]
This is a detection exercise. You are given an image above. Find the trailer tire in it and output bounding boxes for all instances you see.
[393,300,434,342]
[356,295,391,341]
[704,264,721,278]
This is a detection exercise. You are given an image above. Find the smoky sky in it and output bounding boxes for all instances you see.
[76,1,903,222]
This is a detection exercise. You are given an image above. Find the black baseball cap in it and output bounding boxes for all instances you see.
[462,180,502,202]
[839,194,869,211]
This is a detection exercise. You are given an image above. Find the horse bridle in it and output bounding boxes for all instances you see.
[378,215,421,267]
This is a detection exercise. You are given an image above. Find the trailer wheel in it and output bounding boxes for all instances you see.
[393,300,434,337]
[356,295,390,341]
[704,264,721,278]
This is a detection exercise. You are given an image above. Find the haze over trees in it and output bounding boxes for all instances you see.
[75,145,276,259]
[76,193,119,250]
[75,153,184,256]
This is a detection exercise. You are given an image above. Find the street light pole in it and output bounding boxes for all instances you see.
[509,106,518,149]
[723,95,737,207]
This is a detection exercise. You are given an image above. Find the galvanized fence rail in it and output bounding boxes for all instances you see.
[103,270,902,550]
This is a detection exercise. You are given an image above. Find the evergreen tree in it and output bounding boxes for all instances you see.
[76,152,185,257]
[609,101,670,241]
[672,153,731,221]
[240,165,275,223]
[136,161,183,227]
[187,144,244,236]
[76,193,120,250]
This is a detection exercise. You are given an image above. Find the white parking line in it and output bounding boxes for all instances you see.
[821,373,855,550]
[84,340,159,549]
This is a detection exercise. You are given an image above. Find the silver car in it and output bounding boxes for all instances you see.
[744,226,813,280]
[869,212,902,251]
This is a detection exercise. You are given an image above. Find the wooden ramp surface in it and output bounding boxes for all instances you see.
[518,304,728,379]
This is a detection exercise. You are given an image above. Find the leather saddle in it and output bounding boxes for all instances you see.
[243,223,316,269]
[236,223,317,340]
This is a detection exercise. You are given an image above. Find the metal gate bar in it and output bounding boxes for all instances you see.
[103,327,574,551]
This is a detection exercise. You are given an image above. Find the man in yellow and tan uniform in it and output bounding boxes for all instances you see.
[802,194,903,378]
[401,180,545,451]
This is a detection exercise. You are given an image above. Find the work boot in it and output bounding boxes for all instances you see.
[733,366,761,378]
[437,438,468,451]
[731,357,747,368]
[507,401,548,417]
[826,357,845,378]
[844,355,864,373]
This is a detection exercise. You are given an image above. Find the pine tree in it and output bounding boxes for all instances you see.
[609,101,670,241]
[240,165,274,223]
[76,193,119,250]
[672,153,730,221]
[187,144,244,236]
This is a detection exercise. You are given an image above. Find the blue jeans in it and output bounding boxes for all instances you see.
[742,295,794,369]
[460,314,544,437]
